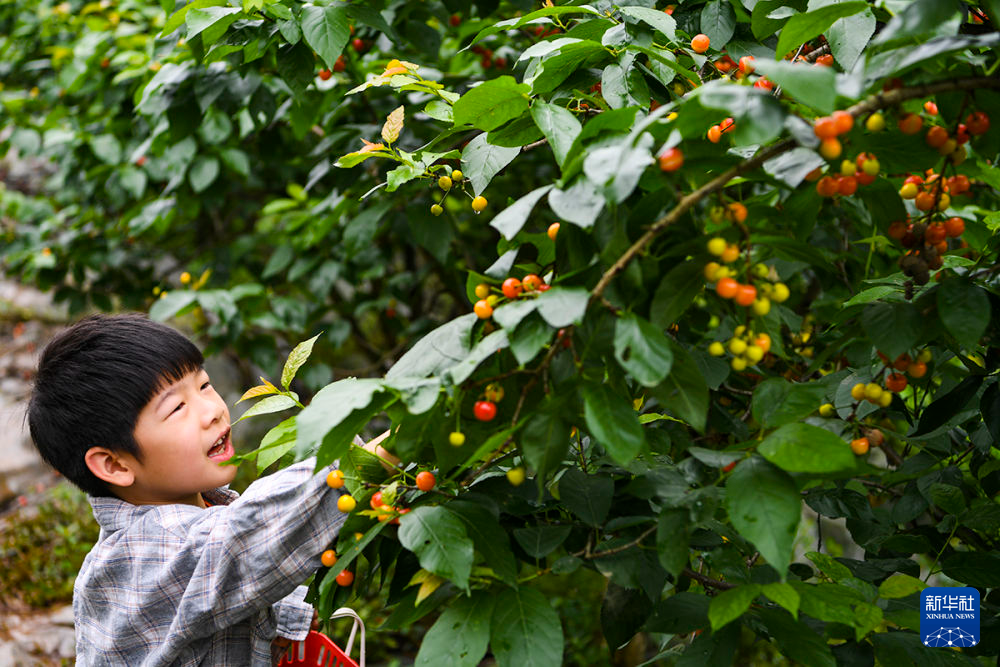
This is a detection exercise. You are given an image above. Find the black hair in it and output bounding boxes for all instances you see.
[28,313,204,497]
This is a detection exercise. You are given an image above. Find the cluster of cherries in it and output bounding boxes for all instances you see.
[469,43,507,70]
[704,237,790,317]
[320,463,439,585]
[472,274,549,320]
[430,169,488,216]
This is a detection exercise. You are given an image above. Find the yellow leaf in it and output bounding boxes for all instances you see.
[238,384,277,403]
[359,138,386,153]
[383,66,408,76]
[381,106,405,144]
[416,574,444,604]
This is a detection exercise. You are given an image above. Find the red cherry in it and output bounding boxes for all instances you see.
[416,471,436,492]
[502,277,522,299]
[336,570,354,586]
[370,491,383,509]
[522,274,543,291]
[352,38,365,52]
[318,69,332,81]
[474,400,497,422]
[449,14,461,27]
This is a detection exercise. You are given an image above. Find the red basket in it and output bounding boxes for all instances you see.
[277,607,365,667]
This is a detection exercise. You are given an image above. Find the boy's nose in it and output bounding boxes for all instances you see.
[199,393,227,427]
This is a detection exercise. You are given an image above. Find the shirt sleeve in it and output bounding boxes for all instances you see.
[273,586,314,641]
[150,457,347,645]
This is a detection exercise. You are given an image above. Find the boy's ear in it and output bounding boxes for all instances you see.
[84,447,136,488]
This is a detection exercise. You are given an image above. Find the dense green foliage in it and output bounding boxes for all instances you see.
[4,0,1000,664]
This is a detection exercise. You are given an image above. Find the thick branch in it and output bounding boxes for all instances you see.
[590,75,1000,301]
[682,567,737,591]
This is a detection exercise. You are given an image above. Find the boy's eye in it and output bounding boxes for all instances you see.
[170,403,184,415]
[201,381,212,390]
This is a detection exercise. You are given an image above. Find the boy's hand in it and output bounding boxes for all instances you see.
[363,429,400,471]
[271,610,320,665]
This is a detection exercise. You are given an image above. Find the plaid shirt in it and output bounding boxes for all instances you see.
[74,457,349,666]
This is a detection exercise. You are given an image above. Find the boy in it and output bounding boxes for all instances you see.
[28,313,393,666]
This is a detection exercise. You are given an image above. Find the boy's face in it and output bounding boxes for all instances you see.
[125,367,236,506]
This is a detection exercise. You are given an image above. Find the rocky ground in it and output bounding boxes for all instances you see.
[0,280,76,665]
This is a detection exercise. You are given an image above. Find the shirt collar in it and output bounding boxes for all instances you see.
[89,486,239,532]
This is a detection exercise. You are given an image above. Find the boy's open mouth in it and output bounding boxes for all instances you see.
[207,428,233,461]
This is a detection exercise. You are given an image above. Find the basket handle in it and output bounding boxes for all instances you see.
[330,607,365,666]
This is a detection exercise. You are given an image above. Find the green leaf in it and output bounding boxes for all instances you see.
[757,608,835,667]
[513,525,572,558]
[652,341,709,432]
[675,623,740,667]
[620,6,677,41]
[877,574,926,599]
[941,551,1000,588]
[750,378,825,428]
[913,375,984,437]
[447,500,518,586]
[281,333,321,389]
[468,6,600,46]
[825,5,876,72]
[656,509,689,577]
[525,40,611,94]
[255,417,297,473]
[510,314,552,366]
[387,315,475,380]
[645,592,710,635]
[531,101,581,169]
[861,302,921,361]
[415,592,495,667]
[398,506,474,591]
[774,2,869,59]
[188,156,219,193]
[582,134,654,204]
[490,587,564,667]
[601,60,649,111]
[763,582,800,619]
[462,133,520,196]
[709,584,761,630]
[453,77,531,132]
[751,60,836,114]
[276,42,315,95]
[601,584,653,652]
[148,291,199,322]
[547,177,605,228]
[614,313,673,387]
[694,81,786,145]
[444,329,509,386]
[535,287,589,328]
[763,147,826,188]
[295,378,384,453]
[521,411,571,481]
[650,261,708,330]
[725,457,800,577]
[90,135,122,165]
[234,394,297,424]
[161,0,226,36]
[937,280,990,349]
[582,383,645,464]
[700,0,737,50]
[805,552,853,582]
[185,7,240,44]
[559,468,614,526]
[491,185,554,240]
[758,423,855,474]
[300,4,350,71]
